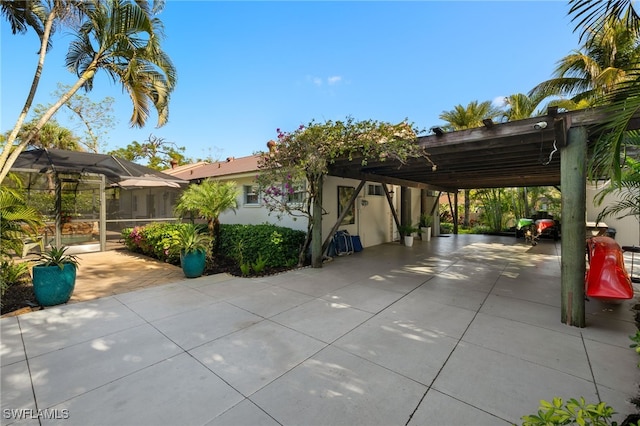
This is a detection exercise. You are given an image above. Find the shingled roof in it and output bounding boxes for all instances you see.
[164,155,260,181]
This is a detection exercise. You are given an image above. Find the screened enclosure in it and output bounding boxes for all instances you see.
[8,148,187,254]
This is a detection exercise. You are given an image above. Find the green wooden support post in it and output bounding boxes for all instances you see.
[561,126,587,327]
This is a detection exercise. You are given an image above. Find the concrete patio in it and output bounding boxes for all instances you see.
[1,234,639,425]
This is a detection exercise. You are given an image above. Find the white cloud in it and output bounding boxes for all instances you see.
[493,96,507,107]
[306,75,342,87]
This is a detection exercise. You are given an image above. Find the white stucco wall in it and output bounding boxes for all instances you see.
[218,174,307,232]
[212,173,431,250]
[586,182,639,247]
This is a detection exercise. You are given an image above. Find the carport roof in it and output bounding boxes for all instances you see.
[327,107,639,192]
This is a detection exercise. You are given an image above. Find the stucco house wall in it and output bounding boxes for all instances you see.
[166,155,432,249]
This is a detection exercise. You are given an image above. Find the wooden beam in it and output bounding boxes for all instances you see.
[561,126,587,327]
[321,180,366,256]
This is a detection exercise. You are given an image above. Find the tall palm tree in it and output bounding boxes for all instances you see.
[529,11,639,108]
[569,0,640,182]
[439,100,503,227]
[0,0,176,183]
[174,179,240,255]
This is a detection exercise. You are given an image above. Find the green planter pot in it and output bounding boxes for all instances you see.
[32,264,77,306]
[181,249,206,278]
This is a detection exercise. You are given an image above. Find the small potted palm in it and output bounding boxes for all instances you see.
[398,224,418,247]
[32,246,80,306]
[173,224,212,278]
[419,214,433,241]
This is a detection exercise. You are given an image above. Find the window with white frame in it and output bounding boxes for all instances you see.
[244,185,260,205]
[285,181,306,204]
[367,184,384,196]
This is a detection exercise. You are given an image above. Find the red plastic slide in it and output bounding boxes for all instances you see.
[585,236,634,302]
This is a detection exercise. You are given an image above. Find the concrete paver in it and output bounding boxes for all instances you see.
[1,235,639,426]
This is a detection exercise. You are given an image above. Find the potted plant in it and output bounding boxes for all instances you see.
[419,214,433,241]
[398,224,418,247]
[32,245,79,306]
[174,224,212,278]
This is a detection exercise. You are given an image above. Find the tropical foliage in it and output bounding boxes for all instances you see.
[173,179,239,254]
[0,186,44,258]
[256,117,429,267]
[594,157,640,223]
[108,134,190,170]
[0,0,177,183]
[546,1,640,181]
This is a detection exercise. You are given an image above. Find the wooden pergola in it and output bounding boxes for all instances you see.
[327,107,639,327]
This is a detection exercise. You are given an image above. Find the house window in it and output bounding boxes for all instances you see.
[244,185,260,205]
[286,181,306,204]
[367,184,384,196]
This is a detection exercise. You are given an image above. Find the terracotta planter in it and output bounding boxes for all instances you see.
[32,264,77,306]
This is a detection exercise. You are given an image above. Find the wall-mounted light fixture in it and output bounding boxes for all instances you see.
[430,126,445,136]
[360,199,369,207]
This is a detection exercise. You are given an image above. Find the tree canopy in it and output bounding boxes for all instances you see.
[0,0,176,183]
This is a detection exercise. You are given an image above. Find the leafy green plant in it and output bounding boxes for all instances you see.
[173,223,212,255]
[239,262,251,277]
[398,224,418,237]
[521,397,619,426]
[0,258,31,307]
[252,254,267,274]
[35,246,79,270]
[440,222,454,234]
[419,214,433,228]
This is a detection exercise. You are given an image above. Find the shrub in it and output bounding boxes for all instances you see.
[122,222,306,270]
[0,259,31,307]
[440,222,454,234]
[218,223,306,268]
[122,223,188,264]
[521,397,619,426]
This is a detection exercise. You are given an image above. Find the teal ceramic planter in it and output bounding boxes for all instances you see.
[180,249,206,278]
[32,264,77,306]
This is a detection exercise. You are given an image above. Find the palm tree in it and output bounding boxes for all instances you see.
[529,11,639,108]
[0,0,176,183]
[17,119,83,151]
[535,2,640,180]
[0,186,45,258]
[174,179,240,255]
[439,100,503,227]
[594,156,640,224]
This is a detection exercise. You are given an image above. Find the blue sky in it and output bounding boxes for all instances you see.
[1,1,582,164]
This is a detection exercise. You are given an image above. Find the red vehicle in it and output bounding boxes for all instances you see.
[585,236,634,302]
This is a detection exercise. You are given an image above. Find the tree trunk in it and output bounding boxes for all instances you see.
[311,177,323,268]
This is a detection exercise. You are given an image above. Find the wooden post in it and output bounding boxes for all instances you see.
[453,191,459,234]
[321,180,366,256]
[561,126,587,327]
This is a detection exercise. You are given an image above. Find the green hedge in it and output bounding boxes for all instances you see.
[122,222,306,268]
[218,224,306,268]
